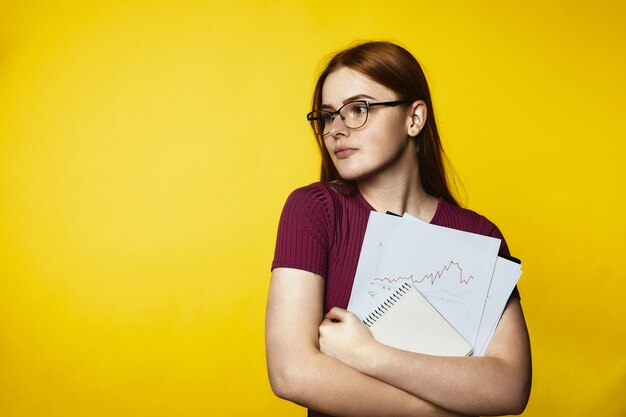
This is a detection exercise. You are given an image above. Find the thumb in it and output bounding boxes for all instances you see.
[324,307,350,322]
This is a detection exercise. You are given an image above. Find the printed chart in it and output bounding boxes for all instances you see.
[348,212,501,346]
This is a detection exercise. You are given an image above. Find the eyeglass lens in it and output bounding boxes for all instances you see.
[309,101,369,135]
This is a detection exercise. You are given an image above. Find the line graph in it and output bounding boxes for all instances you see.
[373,261,474,286]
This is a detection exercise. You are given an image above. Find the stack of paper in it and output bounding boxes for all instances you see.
[347,212,521,356]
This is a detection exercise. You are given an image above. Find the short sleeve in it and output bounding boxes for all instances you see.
[271,185,334,278]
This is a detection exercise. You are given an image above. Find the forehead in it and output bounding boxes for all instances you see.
[321,67,397,106]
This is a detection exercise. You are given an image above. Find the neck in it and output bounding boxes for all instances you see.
[357,156,438,223]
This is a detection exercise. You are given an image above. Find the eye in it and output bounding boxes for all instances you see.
[321,112,333,125]
[346,102,368,117]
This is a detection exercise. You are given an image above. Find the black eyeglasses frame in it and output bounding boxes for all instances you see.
[306,99,412,136]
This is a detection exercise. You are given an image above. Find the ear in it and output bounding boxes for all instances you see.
[407,100,427,137]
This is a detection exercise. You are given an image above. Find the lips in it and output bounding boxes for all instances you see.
[334,147,358,159]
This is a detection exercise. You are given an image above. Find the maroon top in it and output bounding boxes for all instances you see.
[271,181,519,417]
[272,181,517,313]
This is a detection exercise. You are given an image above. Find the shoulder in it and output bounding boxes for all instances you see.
[283,181,360,215]
[284,182,332,206]
[281,182,333,222]
[433,198,510,256]
[278,182,342,235]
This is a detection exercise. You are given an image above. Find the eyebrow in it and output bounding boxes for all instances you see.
[320,94,377,110]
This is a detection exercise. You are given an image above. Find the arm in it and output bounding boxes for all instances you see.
[319,298,532,416]
[266,267,471,417]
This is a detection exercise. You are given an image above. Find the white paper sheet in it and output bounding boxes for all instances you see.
[347,211,502,347]
[474,257,522,356]
[348,212,404,317]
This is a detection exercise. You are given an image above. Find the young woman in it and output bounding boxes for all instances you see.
[265,41,531,417]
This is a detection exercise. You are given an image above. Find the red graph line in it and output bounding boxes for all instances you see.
[373,261,474,286]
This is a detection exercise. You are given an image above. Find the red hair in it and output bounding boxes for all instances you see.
[311,41,460,206]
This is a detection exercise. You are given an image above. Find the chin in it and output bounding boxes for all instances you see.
[335,160,386,182]
[332,160,368,181]
[334,165,362,181]
[335,170,369,182]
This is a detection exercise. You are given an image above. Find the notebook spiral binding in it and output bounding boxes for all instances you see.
[363,283,414,327]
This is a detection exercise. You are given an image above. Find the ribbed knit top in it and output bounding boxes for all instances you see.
[272,181,516,314]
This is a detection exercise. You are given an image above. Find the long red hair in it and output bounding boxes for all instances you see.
[311,41,460,206]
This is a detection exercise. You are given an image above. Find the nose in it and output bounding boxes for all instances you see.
[328,114,349,137]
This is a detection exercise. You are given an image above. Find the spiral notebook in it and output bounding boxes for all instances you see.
[364,283,473,357]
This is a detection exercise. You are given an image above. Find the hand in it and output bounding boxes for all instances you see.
[318,307,376,369]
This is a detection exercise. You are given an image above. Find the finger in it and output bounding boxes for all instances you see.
[319,318,335,328]
[324,307,350,322]
[318,320,337,339]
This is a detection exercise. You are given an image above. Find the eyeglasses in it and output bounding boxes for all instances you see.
[307,99,411,136]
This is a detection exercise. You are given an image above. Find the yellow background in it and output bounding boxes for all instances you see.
[1,1,624,416]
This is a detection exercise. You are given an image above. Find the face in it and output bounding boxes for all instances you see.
[321,66,424,182]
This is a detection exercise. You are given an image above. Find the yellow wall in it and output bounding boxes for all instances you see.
[1,1,624,416]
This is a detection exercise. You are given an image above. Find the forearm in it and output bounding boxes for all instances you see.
[354,344,527,415]
[343,300,531,415]
[266,269,464,417]
[269,347,468,417]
